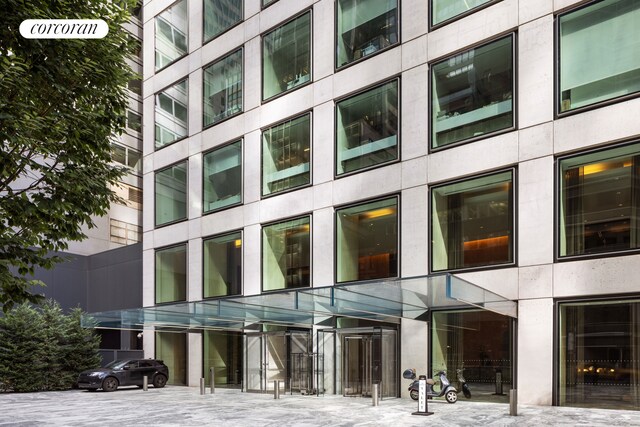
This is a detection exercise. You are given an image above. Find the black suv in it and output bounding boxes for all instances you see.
[78,359,169,392]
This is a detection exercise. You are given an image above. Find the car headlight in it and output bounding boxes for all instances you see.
[88,372,104,378]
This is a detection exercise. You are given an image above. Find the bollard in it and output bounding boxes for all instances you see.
[372,383,379,406]
[493,369,504,395]
[143,375,148,391]
[200,378,205,395]
[509,389,517,416]
[274,380,280,399]
[412,375,434,416]
[210,367,215,394]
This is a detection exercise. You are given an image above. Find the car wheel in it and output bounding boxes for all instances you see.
[152,374,167,388]
[102,377,119,392]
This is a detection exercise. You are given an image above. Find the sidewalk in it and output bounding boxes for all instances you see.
[1,386,639,426]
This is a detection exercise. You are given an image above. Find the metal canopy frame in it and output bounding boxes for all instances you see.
[83,274,517,331]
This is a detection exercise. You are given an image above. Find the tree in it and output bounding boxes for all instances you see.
[0,0,137,311]
[41,300,72,390]
[63,307,101,388]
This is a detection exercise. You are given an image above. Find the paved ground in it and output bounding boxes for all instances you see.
[1,386,639,426]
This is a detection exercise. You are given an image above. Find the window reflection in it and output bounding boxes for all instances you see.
[204,0,242,42]
[262,217,310,291]
[155,244,187,303]
[204,50,243,127]
[155,0,188,71]
[204,232,242,298]
[431,0,496,26]
[155,79,188,149]
[204,141,242,212]
[431,170,513,271]
[155,162,187,226]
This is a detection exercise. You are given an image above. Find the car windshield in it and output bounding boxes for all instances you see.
[104,360,129,369]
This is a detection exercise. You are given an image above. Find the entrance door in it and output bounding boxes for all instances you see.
[343,335,381,397]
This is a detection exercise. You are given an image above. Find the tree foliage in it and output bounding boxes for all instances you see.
[0,0,138,311]
[0,300,101,392]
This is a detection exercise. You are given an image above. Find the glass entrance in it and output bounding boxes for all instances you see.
[244,329,310,393]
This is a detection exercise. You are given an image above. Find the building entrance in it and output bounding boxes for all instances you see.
[244,329,310,393]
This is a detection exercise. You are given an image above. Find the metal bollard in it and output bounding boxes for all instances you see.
[274,380,280,399]
[200,378,205,395]
[509,389,517,416]
[143,375,148,391]
[210,367,215,394]
[372,383,379,406]
[493,370,504,395]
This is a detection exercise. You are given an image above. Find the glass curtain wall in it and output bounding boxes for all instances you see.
[432,310,512,402]
[155,79,188,149]
[203,140,242,212]
[204,331,243,388]
[155,0,187,70]
[431,170,514,271]
[155,244,187,304]
[336,197,398,283]
[262,114,311,196]
[431,0,496,26]
[262,0,278,7]
[203,231,242,298]
[204,50,243,127]
[336,80,398,175]
[262,217,311,291]
[559,0,640,113]
[558,143,640,257]
[431,35,514,149]
[559,299,640,410]
[262,12,311,100]
[336,0,398,68]
[155,332,187,385]
[155,162,187,226]
[204,0,242,42]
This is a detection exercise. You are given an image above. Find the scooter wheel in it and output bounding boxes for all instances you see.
[445,390,458,404]
[410,390,419,401]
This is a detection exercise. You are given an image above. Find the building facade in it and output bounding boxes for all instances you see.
[137,0,640,410]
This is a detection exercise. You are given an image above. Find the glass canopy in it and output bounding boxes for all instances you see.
[83,274,517,330]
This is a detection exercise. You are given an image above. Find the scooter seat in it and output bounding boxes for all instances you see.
[426,379,435,385]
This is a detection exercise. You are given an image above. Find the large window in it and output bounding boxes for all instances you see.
[155,79,188,149]
[262,12,311,100]
[336,80,398,175]
[204,50,243,127]
[155,0,188,71]
[558,143,640,258]
[155,162,187,226]
[155,244,187,304]
[558,0,640,114]
[336,0,398,68]
[204,0,242,42]
[559,299,640,410]
[204,231,242,298]
[155,331,187,385]
[111,143,141,175]
[203,140,242,213]
[431,35,514,150]
[262,217,310,291]
[431,0,498,27]
[204,331,243,388]
[262,114,311,196]
[336,197,398,283]
[431,170,514,271]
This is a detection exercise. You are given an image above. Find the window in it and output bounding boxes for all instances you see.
[155,0,188,71]
[262,0,278,8]
[558,143,640,258]
[155,244,187,304]
[111,143,142,174]
[155,331,187,385]
[336,80,398,175]
[262,114,311,196]
[431,170,514,271]
[127,110,142,132]
[204,231,242,298]
[112,182,142,210]
[336,0,398,68]
[558,0,640,114]
[431,0,498,27]
[110,219,141,245]
[262,216,310,291]
[128,79,142,95]
[155,162,187,226]
[155,79,188,149]
[262,12,311,100]
[203,140,242,212]
[204,50,243,127]
[431,34,514,150]
[336,197,398,283]
[558,299,640,410]
[204,331,243,388]
[204,0,242,42]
